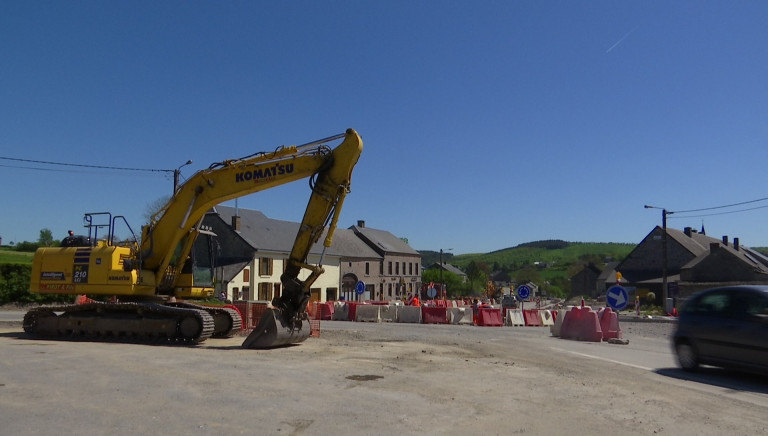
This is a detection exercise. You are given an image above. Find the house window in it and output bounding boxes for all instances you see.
[327,288,338,301]
[242,286,250,300]
[396,262,399,275]
[409,262,413,276]
[258,282,271,300]
[388,261,392,275]
[243,268,250,282]
[259,258,273,276]
[365,262,370,275]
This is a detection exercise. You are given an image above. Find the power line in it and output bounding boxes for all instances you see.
[672,196,768,214]
[669,203,768,219]
[0,156,173,173]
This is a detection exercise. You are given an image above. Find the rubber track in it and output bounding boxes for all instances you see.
[22,302,215,345]
[168,302,243,338]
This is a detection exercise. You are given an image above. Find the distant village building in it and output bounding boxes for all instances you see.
[200,209,421,303]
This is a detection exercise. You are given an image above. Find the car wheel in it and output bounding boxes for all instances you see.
[676,341,699,371]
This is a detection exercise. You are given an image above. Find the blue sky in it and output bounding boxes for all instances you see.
[2,1,767,254]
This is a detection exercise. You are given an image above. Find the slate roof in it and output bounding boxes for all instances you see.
[212,206,381,259]
[429,262,467,277]
[349,224,419,256]
[618,225,768,281]
[665,227,768,271]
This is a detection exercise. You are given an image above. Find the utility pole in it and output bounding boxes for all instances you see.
[644,205,673,312]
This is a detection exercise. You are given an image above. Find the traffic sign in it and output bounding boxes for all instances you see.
[517,285,531,300]
[355,281,366,295]
[606,285,629,311]
[427,287,437,298]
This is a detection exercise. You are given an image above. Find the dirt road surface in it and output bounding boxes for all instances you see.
[0,319,766,436]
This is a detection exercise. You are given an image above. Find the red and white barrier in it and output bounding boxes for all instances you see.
[448,307,473,325]
[538,310,555,326]
[506,309,525,326]
[597,307,622,340]
[558,306,603,342]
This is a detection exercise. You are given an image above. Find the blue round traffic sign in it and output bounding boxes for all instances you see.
[606,285,629,311]
[355,281,366,295]
[517,285,531,300]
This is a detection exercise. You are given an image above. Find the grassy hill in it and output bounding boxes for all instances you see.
[420,240,636,297]
[422,240,634,271]
[0,246,35,264]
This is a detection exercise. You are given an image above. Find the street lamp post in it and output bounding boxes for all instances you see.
[173,160,193,194]
[644,205,674,312]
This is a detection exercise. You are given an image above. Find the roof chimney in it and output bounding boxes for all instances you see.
[357,220,365,228]
[231,215,241,231]
[734,237,740,251]
[722,235,728,246]
[684,227,692,237]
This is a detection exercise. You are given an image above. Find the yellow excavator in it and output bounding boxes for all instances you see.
[24,129,363,348]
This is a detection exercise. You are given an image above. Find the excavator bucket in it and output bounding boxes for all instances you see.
[242,308,311,349]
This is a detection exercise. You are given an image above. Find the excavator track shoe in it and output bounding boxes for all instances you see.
[242,308,310,349]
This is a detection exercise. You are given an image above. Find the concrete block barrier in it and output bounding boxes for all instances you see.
[597,307,622,340]
[448,307,473,325]
[506,309,525,326]
[539,310,555,326]
[355,304,381,322]
[379,304,398,322]
[397,306,422,323]
[559,306,603,342]
[332,302,349,321]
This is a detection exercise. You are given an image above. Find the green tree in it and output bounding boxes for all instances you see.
[422,269,462,298]
[13,241,38,252]
[38,228,54,247]
[515,265,541,286]
[465,261,489,295]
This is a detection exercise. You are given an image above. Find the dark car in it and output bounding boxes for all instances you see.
[673,285,768,373]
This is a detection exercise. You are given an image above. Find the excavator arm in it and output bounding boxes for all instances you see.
[272,130,360,325]
[242,129,363,348]
[138,129,363,298]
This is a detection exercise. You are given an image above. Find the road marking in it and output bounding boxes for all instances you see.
[550,347,653,371]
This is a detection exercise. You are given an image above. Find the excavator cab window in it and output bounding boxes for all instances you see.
[189,233,218,287]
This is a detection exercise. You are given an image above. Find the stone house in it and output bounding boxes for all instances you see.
[201,208,421,303]
[569,263,603,298]
[615,226,768,302]
[346,221,422,301]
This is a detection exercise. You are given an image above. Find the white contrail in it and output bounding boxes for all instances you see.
[606,25,640,53]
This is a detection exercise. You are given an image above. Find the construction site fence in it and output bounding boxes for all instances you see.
[229,300,623,343]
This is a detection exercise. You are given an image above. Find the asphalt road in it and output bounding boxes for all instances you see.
[1,316,766,435]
